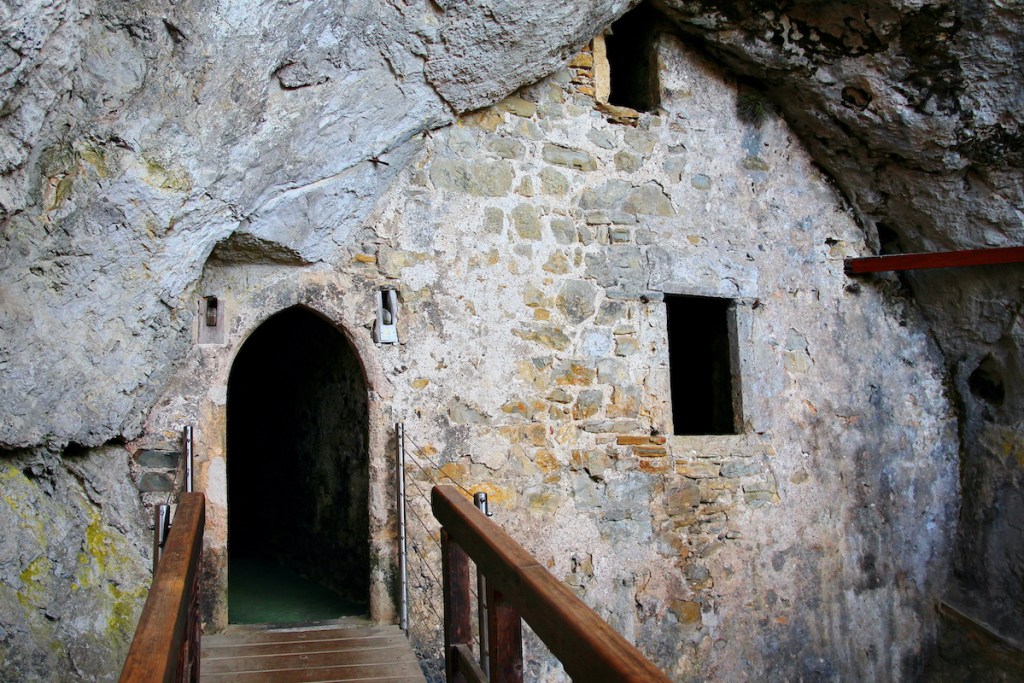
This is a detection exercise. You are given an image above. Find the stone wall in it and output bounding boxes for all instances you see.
[351,35,958,680]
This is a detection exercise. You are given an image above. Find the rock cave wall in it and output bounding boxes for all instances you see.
[0,0,1020,681]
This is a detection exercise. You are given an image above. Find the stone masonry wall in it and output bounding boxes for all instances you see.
[144,34,960,681]
[359,35,960,681]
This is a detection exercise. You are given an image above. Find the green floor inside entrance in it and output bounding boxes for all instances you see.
[228,556,366,624]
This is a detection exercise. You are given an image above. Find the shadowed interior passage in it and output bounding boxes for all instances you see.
[227,307,369,623]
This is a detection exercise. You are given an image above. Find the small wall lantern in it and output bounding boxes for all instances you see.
[205,296,219,327]
[198,295,226,345]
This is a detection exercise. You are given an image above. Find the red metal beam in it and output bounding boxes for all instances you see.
[844,246,1024,275]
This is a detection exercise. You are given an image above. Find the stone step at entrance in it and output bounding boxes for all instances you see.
[200,620,426,683]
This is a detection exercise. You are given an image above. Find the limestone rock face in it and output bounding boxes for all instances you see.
[657,0,1022,246]
[424,0,632,112]
[0,447,151,680]
[0,0,426,448]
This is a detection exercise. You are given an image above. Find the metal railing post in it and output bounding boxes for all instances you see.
[474,491,490,674]
[152,503,170,574]
[397,423,409,633]
[182,425,194,494]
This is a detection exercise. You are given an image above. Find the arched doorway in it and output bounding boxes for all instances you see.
[226,306,369,624]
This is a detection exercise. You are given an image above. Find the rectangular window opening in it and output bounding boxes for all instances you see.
[604,1,663,112]
[666,294,740,435]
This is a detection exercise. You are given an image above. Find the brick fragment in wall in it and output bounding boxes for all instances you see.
[616,435,667,446]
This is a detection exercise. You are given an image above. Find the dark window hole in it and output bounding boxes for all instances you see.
[606,1,662,112]
[666,295,739,435]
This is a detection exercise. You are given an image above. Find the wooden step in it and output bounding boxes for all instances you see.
[200,623,426,683]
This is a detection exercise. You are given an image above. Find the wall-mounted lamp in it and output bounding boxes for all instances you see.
[205,296,219,327]
[374,289,399,344]
[198,294,225,345]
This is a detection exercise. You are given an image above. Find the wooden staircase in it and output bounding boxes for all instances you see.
[120,486,671,683]
[200,621,425,683]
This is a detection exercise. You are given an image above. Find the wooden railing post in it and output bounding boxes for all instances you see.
[487,586,522,683]
[120,493,205,683]
[441,528,472,683]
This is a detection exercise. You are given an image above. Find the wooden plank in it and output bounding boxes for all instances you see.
[203,634,409,659]
[202,626,394,647]
[441,529,472,683]
[202,644,416,674]
[431,486,671,683]
[486,586,522,683]
[200,623,425,683]
[201,659,426,682]
[844,245,1024,274]
[120,493,206,683]
[202,630,399,651]
[451,644,487,683]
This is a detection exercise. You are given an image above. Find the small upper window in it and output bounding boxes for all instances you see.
[665,295,740,435]
[604,2,662,112]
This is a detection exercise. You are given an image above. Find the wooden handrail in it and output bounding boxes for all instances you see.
[432,485,671,683]
[120,493,205,683]
[844,245,1024,274]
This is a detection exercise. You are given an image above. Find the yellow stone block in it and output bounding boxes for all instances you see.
[534,449,559,473]
[526,424,548,447]
[470,482,514,505]
[568,52,594,68]
[463,109,503,132]
[555,423,577,445]
[671,600,703,624]
[439,462,467,483]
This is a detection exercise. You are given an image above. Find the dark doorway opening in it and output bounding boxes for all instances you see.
[227,306,369,623]
[605,1,662,112]
[666,295,739,435]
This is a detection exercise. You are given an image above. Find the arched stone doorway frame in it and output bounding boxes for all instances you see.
[191,272,397,632]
